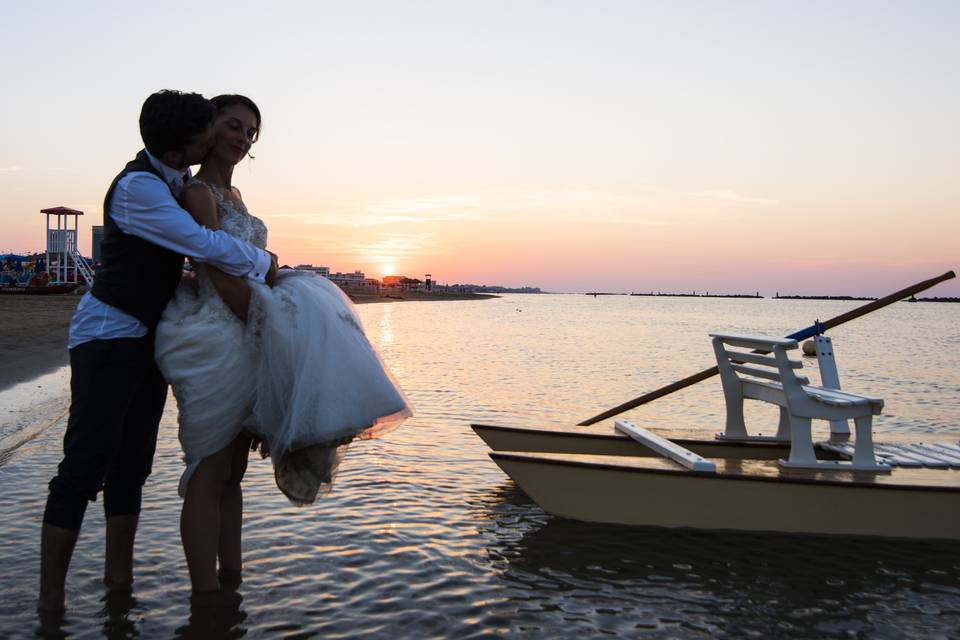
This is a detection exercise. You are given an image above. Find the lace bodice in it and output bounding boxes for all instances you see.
[194,180,268,249]
[173,180,269,319]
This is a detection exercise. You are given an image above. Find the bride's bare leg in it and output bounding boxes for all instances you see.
[217,435,251,582]
[180,446,233,592]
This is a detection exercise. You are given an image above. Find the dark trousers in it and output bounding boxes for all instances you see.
[43,335,168,530]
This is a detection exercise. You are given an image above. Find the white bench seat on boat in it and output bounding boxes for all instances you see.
[741,378,883,409]
[711,332,887,471]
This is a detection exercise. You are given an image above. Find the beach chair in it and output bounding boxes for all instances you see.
[711,333,887,471]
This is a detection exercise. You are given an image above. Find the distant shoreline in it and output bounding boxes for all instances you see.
[585,292,762,298]
[773,295,874,301]
[772,295,960,303]
[583,292,960,303]
[628,292,762,299]
[349,291,498,303]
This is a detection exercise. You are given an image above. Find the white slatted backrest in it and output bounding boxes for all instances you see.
[710,333,807,389]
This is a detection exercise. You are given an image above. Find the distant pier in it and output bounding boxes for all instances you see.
[773,294,959,303]
[628,292,763,299]
[773,294,875,301]
[582,292,960,302]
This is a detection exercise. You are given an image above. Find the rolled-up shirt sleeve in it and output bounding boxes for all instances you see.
[111,173,271,282]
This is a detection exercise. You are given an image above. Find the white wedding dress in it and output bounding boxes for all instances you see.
[155,182,411,504]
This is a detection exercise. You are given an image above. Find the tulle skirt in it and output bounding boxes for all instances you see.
[155,269,411,504]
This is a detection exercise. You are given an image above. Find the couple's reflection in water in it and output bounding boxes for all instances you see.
[175,589,248,639]
[476,481,960,637]
[36,586,248,639]
[102,587,249,640]
[98,590,139,639]
[36,590,147,640]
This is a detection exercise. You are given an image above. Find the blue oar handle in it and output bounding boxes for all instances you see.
[785,320,826,342]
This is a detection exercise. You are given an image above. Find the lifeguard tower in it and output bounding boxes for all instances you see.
[41,206,95,287]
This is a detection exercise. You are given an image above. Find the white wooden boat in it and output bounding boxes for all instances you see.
[489,449,960,539]
[482,333,960,540]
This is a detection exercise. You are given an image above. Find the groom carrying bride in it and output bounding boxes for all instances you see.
[38,90,278,613]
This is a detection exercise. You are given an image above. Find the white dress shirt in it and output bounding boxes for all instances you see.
[69,150,272,348]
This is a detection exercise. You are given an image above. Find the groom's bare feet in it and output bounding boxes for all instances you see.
[39,524,78,613]
[36,605,66,637]
[36,591,66,615]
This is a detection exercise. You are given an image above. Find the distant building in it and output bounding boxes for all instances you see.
[91,225,104,262]
[328,270,366,291]
[295,264,330,277]
[401,277,423,291]
[382,275,423,291]
[435,282,542,294]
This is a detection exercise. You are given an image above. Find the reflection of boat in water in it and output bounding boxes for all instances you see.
[478,493,960,637]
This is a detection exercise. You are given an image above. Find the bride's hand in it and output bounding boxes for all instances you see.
[266,251,279,287]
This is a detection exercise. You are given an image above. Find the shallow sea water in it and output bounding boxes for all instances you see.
[1,294,959,638]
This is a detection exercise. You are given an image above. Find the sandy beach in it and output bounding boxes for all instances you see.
[0,291,496,391]
[0,295,79,392]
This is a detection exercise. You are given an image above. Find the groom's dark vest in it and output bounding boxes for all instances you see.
[90,150,186,329]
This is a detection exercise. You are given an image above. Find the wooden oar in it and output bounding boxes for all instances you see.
[577,270,956,426]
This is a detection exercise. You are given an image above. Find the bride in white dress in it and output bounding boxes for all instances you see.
[154,94,411,593]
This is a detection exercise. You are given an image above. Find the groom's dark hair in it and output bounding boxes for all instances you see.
[139,90,216,156]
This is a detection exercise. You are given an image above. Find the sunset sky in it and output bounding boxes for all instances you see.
[1,1,957,295]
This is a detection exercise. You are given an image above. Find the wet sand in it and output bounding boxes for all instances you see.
[0,295,78,392]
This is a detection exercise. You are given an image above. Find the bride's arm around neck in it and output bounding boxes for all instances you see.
[180,185,251,322]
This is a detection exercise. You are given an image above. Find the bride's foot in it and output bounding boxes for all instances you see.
[36,604,66,636]
[190,588,243,610]
[103,577,133,593]
[218,568,242,590]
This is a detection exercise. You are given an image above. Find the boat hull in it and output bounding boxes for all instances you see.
[491,452,960,540]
